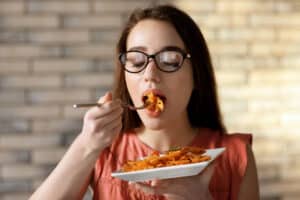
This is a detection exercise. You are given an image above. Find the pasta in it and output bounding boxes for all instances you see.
[121,146,211,172]
[143,92,165,112]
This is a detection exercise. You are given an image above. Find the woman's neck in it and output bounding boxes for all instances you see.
[136,119,198,152]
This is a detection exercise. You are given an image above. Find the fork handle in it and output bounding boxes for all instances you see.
[73,103,101,108]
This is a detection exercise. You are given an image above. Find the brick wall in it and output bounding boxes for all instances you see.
[0,0,300,199]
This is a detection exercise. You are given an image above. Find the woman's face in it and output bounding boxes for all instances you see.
[125,19,194,130]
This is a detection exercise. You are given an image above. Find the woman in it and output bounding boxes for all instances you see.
[30,5,259,200]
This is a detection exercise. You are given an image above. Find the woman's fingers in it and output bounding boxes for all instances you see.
[93,106,123,128]
[129,182,162,195]
[130,163,216,198]
[98,91,112,104]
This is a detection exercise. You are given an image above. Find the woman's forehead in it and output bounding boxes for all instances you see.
[126,19,185,53]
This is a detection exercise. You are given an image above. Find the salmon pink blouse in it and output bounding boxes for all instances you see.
[89,128,252,200]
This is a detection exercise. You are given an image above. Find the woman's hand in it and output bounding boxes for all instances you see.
[130,163,215,200]
[80,92,123,154]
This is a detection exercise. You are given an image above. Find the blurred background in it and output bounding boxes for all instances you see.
[0,0,300,199]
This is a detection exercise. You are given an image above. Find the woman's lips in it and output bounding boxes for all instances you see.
[141,89,167,103]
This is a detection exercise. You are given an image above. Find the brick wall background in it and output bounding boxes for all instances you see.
[0,0,300,199]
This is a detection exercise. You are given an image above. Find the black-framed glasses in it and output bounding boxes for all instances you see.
[119,47,191,73]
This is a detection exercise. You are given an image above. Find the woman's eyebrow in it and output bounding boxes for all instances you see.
[127,46,147,51]
[160,46,185,52]
[127,45,185,53]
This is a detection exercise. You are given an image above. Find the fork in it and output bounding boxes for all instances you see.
[73,102,147,110]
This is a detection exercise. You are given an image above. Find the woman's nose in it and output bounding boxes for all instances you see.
[143,59,161,83]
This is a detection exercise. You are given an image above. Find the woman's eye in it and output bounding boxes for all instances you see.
[132,61,145,68]
[162,61,180,67]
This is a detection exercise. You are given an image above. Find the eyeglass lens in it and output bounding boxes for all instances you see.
[122,50,184,73]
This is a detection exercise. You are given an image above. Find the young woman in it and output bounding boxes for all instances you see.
[30,5,259,200]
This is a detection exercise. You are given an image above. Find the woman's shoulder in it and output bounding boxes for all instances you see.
[221,132,252,147]
[195,128,252,147]
[195,128,253,164]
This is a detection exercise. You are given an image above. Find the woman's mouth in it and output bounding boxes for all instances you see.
[141,89,167,115]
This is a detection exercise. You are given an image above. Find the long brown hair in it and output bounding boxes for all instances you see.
[113,5,226,133]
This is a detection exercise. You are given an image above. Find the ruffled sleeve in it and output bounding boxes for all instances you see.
[223,133,252,200]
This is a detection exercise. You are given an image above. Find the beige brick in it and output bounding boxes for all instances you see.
[33,59,93,73]
[0,61,29,74]
[199,28,216,41]
[215,69,247,85]
[0,134,61,150]
[217,1,274,13]
[0,120,30,133]
[1,164,45,179]
[0,30,28,43]
[278,30,300,41]
[209,42,248,56]
[248,99,285,112]
[1,75,62,89]
[251,14,300,27]
[166,1,215,12]
[224,112,280,132]
[282,195,300,200]
[218,56,279,69]
[64,45,114,58]
[28,89,91,104]
[0,90,25,104]
[28,1,89,13]
[255,155,283,167]
[217,28,275,41]
[0,193,31,200]
[281,85,300,97]
[218,85,250,100]
[28,30,89,44]
[63,105,87,119]
[247,85,283,99]
[193,15,231,28]
[257,164,279,182]
[260,181,300,197]
[32,119,82,133]
[249,69,300,85]
[231,15,249,26]
[94,1,150,13]
[0,15,59,28]
[0,151,30,164]
[251,42,300,56]
[0,180,31,194]
[63,15,122,28]
[32,148,67,164]
[281,56,300,68]
[91,29,120,44]
[254,138,285,155]
[275,1,296,13]
[281,111,300,127]
[0,45,61,58]
[64,73,113,88]
[221,100,248,113]
[0,106,61,119]
[0,1,24,14]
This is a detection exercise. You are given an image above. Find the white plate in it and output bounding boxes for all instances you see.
[111,147,225,182]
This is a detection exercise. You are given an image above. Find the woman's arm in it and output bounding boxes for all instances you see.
[29,93,123,200]
[29,134,100,200]
[238,144,260,200]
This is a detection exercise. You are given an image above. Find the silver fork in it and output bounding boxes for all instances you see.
[73,102,147,110]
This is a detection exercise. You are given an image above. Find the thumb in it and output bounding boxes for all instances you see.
[97,92,113,104]
[199,162,216,184]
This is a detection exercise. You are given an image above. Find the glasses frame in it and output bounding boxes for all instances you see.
[119,48,191,73]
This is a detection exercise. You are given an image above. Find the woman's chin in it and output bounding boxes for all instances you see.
[140,117,166,130]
